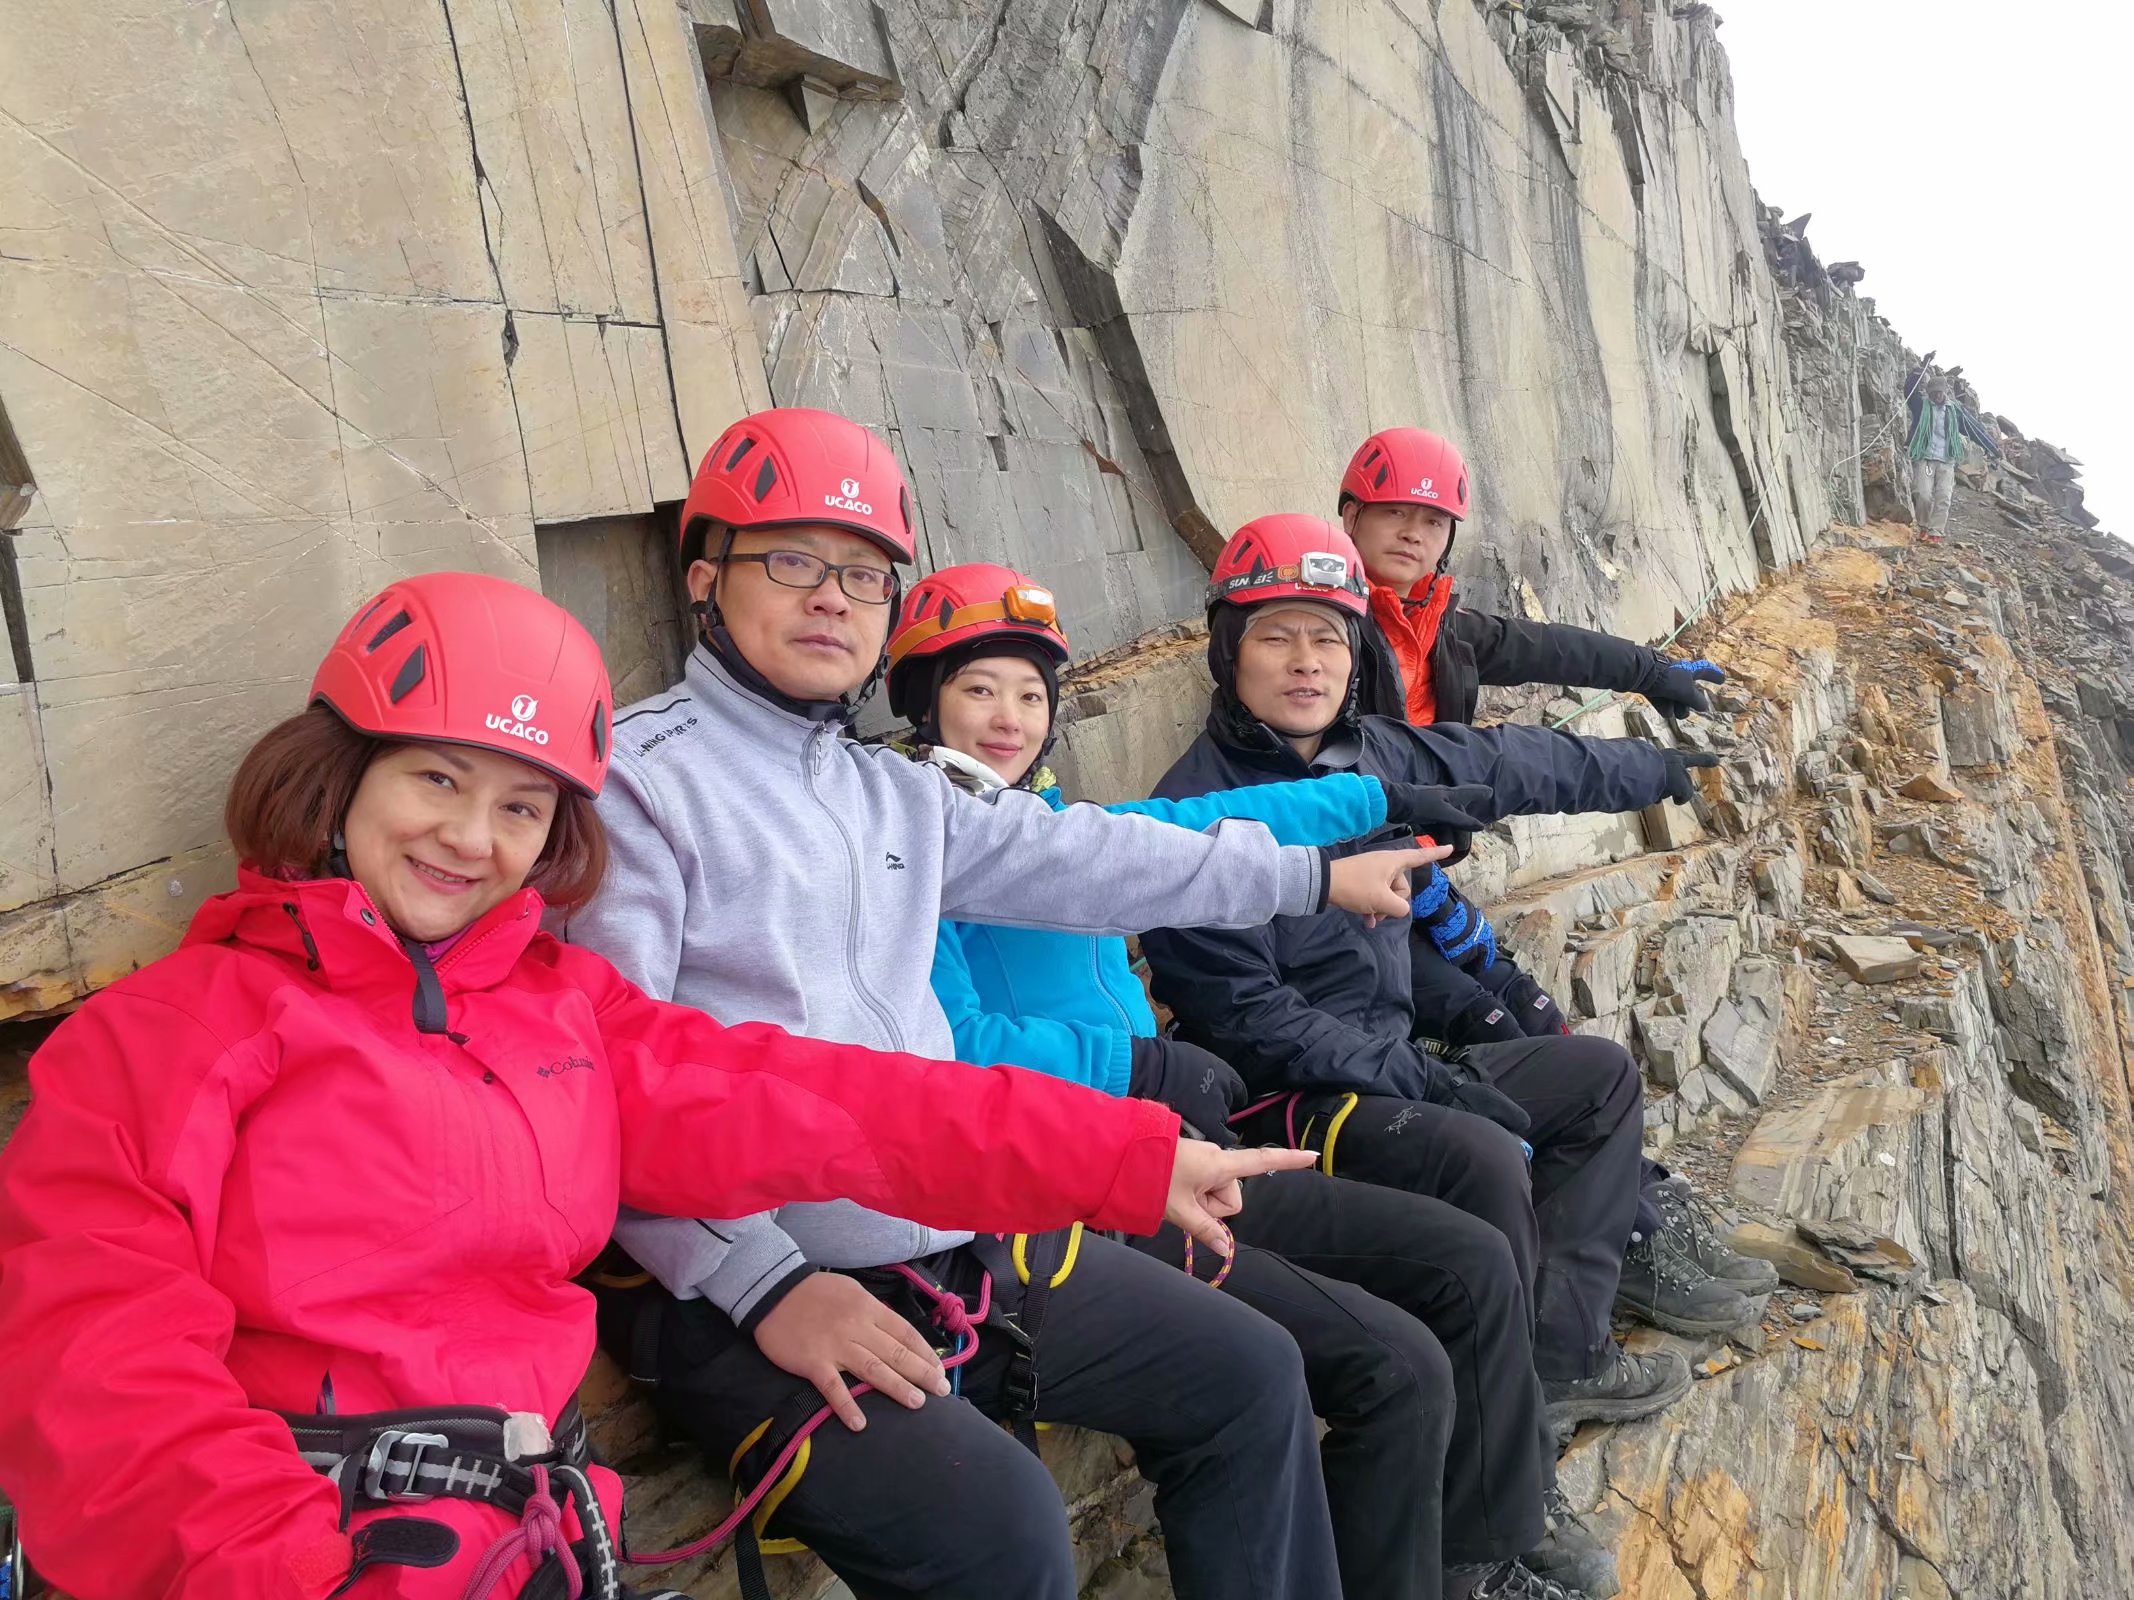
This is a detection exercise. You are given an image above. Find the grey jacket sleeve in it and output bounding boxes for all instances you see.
[568,757,809,1327]
[564,758,688,1000]
[611,1207,809,1325]
[929,772,1325,934]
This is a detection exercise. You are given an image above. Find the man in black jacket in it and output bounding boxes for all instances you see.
[1144,515,1710,1438]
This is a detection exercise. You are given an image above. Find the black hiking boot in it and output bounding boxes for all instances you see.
[1653,1174,1781,1295]
[1521,1483,1619,1598]
[1614,1226,1758,1337]
[1542,1341,1691,1432]
[1445,1557,1596,1599]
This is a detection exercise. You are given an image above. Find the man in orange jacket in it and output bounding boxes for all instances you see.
[1335,426,1778,1339]
[1337,427,1728,729]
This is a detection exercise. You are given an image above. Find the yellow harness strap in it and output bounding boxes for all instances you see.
[728,1418,813,1554]
[1010,1221,1084,1287]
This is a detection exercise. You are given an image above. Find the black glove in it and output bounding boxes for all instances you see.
[1437,988,1528,1047]
[1643,657,1727,717]
[1661,748,1721,804]
[1127,1036,1246,1147]
[1494,968,1570,1037]
[1448,1078,1532,1139]
[1378,782,1492,855]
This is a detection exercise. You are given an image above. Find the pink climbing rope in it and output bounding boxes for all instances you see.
[622,1218,1237,1572]
[1181,1221,1237,1290]
[621,1266,992,1567]
[462,1465,584,1600]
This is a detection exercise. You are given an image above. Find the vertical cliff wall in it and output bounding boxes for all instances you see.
[2,0,1845,1011]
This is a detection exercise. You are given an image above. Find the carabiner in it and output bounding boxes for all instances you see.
[1,1502,26,1600]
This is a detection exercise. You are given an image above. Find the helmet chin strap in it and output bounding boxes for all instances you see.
[326,828,352,880]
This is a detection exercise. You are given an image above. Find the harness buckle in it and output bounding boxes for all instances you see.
[363,1429,451,1503]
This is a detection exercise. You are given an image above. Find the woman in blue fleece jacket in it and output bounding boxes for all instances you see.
[885,562,1615,1600]
[933,761,1390,1097]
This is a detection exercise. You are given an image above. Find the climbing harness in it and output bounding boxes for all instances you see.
[1,1503,26,1600]
[617,1256,1003,1600]
[1228,1089,1360,1176]
[281,1400,622,1600]
[622,1218,1238,1597]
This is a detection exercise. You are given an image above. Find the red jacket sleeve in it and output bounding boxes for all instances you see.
[575,952,1181,1236]
[0,994,351,1600]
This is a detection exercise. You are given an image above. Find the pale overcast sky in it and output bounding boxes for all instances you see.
[1718,0,2131,538]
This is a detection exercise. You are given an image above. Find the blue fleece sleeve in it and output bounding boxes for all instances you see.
[931,921,1135,1097]
[1103,771,1386,846]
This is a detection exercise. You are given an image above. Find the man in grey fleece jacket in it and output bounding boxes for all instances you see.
[565,405,1433,1600]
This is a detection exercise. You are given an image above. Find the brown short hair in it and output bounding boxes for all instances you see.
[224,704,608,909]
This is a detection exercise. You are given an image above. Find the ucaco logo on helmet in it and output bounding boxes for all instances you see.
[486,693,550,747]
[825,476,873,516]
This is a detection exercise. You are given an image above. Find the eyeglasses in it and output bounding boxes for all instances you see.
[722,549,899,605]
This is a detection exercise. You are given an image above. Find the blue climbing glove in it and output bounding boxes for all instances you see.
[1411,865,1498,974]
[1644,657,1727,717]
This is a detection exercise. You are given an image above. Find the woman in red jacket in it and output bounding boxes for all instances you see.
[0,571,1302,1600]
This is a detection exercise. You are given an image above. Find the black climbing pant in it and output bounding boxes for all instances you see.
[1237,1033,1644,1382]
[1135,1167,1547,1593]
[618,1229,1338,1600]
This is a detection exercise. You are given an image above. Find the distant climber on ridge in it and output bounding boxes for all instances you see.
[1906,372,2001,544]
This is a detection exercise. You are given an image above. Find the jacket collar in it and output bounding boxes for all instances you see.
[186,868,546,1009]
[686,642,867,755]
[925,744,1009,793]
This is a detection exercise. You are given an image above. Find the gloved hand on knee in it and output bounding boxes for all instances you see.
[1128,1035,1247,1147]
[1490,967,1570,1037]
[1436,988,1527,1048]
[1411,865,1498,974]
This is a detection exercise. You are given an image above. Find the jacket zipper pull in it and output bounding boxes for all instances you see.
[281,903,322,971]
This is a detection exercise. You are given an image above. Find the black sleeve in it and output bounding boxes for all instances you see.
[1354,619,1410,722]
[1365,719,1682,820]
[1449,607,1665,699]
[1142,921,1438,1101]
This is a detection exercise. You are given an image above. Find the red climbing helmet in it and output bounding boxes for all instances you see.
[680,407,917,565]
[310,572,614,797]
[888,563,1071,672]
[1339,427,1472,523]
[1205,515,1370,618]
[886,563,1070,727]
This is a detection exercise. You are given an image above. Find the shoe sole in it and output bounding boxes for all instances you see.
[1716,1271,1781,1295]
[1545,1360,1693,1430]
[1525,1550,1621,1600]
[1614,1290,1760,1337]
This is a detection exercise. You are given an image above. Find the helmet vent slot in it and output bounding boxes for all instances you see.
[752,458,778,502]
[365,610,413,654]
[387,644,428,704]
